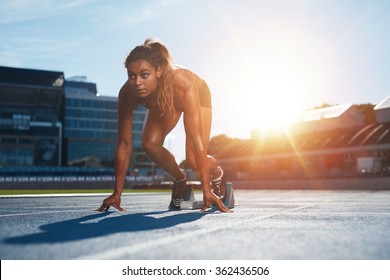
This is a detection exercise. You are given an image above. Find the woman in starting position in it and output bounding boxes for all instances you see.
[97,38,230,213]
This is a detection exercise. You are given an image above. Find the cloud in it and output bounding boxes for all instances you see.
[119,6,161,27]
[0,48,22,67]
[90,4,161,29]
[0,36,90,66]
[91,0,191,28]
[0,0,93,66]
[0,0,91,24]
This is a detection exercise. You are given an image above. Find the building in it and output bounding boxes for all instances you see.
[374,96,390,123]
[63,77,151,169]
[291,103,365,133]
[64,78,118,167]
[0,66,152,170]
[218,102,390,179]
[0,66,64,166]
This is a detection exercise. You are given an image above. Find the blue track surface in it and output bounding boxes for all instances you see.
[1,190,389,259]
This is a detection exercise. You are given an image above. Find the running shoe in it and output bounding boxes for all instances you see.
[211,166,227,200]
[168,169,187,210]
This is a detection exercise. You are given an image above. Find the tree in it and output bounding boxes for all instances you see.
[208,134,233,156]
[307,103,376,124]
[309,103,334,110]
[355,103,376,124]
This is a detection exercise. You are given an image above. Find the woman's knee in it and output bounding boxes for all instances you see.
[142,137,162,155]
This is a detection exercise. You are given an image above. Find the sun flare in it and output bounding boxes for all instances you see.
[212,30,319,139]
[242,65,312,133]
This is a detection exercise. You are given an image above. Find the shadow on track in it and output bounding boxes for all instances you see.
[5,211,207,244]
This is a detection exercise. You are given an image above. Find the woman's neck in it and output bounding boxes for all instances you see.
[139,90,159,109]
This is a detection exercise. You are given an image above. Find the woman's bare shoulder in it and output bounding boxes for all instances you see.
[173,67,202,89]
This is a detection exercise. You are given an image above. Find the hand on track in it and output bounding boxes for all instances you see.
[201,191,232,213]
[96,193,125,212]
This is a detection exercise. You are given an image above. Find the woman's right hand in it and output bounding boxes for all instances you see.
[201,191,232,213]
[96,193,125,212]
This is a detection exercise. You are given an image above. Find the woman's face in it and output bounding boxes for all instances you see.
[127,59,161,99]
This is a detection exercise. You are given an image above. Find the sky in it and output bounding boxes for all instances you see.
[1,0,390,162]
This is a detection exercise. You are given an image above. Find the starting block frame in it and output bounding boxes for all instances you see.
[180,182,235,210]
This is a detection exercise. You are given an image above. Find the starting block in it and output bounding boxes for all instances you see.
[180,182,235,210]
[183,184,195,201]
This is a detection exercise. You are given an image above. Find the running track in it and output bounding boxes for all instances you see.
[1,190,389,260]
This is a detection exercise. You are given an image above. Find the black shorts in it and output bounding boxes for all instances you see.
[199,80,212,109]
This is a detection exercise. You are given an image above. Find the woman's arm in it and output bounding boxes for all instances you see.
[96,83,136,211]
[113,85,135,195]
[177,70,231,212]
[182,85,229,212]
[182,83,211,192]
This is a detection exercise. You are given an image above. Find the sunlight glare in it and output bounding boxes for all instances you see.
[243,64,312,133]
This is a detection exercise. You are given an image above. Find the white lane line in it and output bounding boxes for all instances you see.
[0,204,150,217]
[0,193,166,217]
[76,198,344,260]
[0,203,161,218]
[0,192,166,198]
[0,210,89,217]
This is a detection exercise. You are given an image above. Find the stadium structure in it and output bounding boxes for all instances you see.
[0,66,158,182]
[214,99,390,189]
[1,65,390,189]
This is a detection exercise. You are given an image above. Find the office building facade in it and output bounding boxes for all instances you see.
[64,79,118,166]
[0,66,64,166]
[0,66,151,169]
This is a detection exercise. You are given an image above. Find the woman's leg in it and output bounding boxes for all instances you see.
[142,110,185,180]
[142,110,190,209]
[185,108,226,198]
[185,108,215,171]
